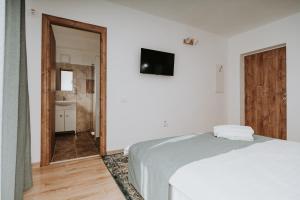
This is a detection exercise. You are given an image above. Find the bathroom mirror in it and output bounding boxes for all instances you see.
[60,70,73,91]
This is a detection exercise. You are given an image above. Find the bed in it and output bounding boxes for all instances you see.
[128,132,300,200]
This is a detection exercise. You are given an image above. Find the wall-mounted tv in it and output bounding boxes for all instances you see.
[140,48,175,76]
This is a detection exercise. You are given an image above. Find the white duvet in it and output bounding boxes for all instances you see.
[169,140,300,200]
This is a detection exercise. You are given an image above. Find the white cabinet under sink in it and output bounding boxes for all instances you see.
[64,110,76,131]
[55,110,65,132]
[55,103,76,133]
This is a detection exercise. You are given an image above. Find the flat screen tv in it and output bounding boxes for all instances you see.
[140,48,175,76]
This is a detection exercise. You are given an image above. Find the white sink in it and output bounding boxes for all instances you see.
[55,100,76,106]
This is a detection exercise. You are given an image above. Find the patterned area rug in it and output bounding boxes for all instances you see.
[102,153,143,200]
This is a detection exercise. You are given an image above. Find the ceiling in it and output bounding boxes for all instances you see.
[109,0,300,36]
[52,25,99,40]
[52,25,100,51]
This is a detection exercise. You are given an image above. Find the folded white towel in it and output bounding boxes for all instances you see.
[214,125,254,141]
[214,125,254,136]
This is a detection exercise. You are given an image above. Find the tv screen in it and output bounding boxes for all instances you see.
[140,48,175,76]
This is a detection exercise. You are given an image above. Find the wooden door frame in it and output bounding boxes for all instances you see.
[240,43,286,125]
[41,14,107,166]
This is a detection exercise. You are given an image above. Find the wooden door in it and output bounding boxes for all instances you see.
[49,25,56,160]
[245,47,286,139]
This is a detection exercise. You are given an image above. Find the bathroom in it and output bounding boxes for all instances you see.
[52,25,100,162]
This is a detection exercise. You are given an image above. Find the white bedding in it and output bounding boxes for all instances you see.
[214,125,254,141]
[169,140,300,200]
[170,185,192,200]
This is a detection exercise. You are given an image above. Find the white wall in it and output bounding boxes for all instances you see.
[226,13,300,141]
[26,0,227,163]
[53,26,100,65]
[56,47,99,66]
[0,0,5,193]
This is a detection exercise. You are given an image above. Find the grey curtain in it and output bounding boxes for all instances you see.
[1,0,33,199]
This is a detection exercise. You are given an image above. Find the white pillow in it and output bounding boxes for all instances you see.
[213,125,254,141]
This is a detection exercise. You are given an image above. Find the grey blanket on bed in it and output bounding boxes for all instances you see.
[128,132,270,200]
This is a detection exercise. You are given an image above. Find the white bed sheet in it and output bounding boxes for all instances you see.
[169,185,192,200]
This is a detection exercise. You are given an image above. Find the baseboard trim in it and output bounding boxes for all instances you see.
[32,162,41,169]
[106,149,123,155]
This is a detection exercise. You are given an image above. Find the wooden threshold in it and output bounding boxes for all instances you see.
[50,155,100,165]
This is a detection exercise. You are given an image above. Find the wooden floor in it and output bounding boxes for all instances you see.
[24,157,126,200]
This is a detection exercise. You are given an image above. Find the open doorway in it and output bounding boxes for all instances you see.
[41,15,107,166]
[52,25,100,162]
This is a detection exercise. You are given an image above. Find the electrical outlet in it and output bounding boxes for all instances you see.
[163,120,168,127]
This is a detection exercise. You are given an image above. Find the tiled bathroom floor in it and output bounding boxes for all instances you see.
[52,132,99,162]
